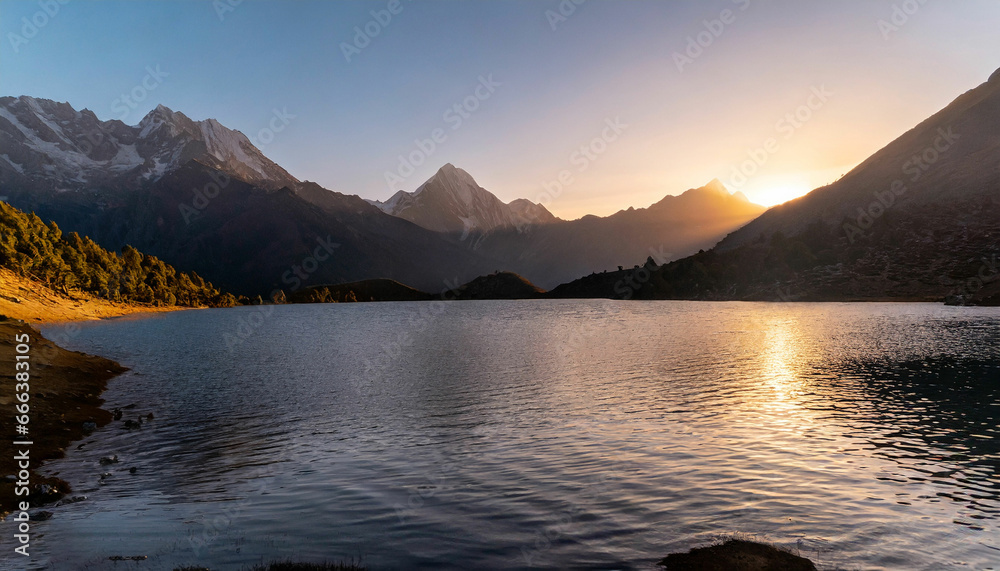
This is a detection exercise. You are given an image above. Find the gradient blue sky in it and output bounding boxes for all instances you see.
[2,0,999,218]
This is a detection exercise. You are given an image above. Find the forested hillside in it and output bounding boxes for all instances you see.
[0,201,235,308]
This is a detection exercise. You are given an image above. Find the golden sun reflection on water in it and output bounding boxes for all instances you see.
[739,312,841,448]
[759,318,805,407]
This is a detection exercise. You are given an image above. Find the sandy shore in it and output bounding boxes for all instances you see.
[0,268,185,324]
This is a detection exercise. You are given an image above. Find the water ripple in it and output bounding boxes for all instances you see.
[11,301,1000,571]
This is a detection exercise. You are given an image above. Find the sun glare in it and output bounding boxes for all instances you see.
[752,184,813,207]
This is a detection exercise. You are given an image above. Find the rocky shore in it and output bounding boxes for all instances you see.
[0,317,128,516]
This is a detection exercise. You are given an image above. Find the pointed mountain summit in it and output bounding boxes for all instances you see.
[371,170,766,288]
[703,178,730,194]
[645,180,766,224]
[0,97,297,192]
[0,97,499,295]
[373,164,558,236]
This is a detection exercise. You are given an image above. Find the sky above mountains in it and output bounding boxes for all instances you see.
[2,0,999,219]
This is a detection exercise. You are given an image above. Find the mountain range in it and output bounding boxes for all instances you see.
[369,162,765,287]
[0,98,297,192]
[552,66,1000,305]
[6,66,995,303]
[0,95,763,294]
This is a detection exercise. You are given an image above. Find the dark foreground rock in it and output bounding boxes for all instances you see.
[658,539,817,571]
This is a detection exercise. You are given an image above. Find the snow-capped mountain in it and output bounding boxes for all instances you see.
[0,95,769,294]
[371,164,559,237]
[0,96,297,191]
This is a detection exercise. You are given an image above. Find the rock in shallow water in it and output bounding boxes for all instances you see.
[658,539,817,571]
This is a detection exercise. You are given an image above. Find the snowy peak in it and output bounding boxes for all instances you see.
[373,164,559,236]
[413,164,490,206]
[417,163,478,195]
[192,115,296,188]
[0,96,298,191]
[133,104,297,189]
[0,95,140,188]
[136,103,195,138]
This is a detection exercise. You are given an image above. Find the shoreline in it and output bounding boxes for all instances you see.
[0,270,195,518]
[0,317,128,518]
[0,268,195,326]
[0,274,979,566]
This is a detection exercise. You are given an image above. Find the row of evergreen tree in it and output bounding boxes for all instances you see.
[0,201,237,308]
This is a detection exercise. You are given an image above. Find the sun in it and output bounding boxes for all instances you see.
[752,184,813,207]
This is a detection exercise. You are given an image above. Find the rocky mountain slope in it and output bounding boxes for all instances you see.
[474,179,766,288]
[0,97,298,192]
[718,66,1000,250]
[2,96,770,294]
[0,98,499,295]
[552,67,1000,304]
[371,166,766,288]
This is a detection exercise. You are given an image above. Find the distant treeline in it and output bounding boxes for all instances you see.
[0,201,237,307]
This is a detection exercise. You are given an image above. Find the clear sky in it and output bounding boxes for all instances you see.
[2,0,999,219]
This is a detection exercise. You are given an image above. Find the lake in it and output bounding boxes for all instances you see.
[9,301,1000,570]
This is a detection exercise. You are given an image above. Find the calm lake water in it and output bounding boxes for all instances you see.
[9,301,1000,570]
